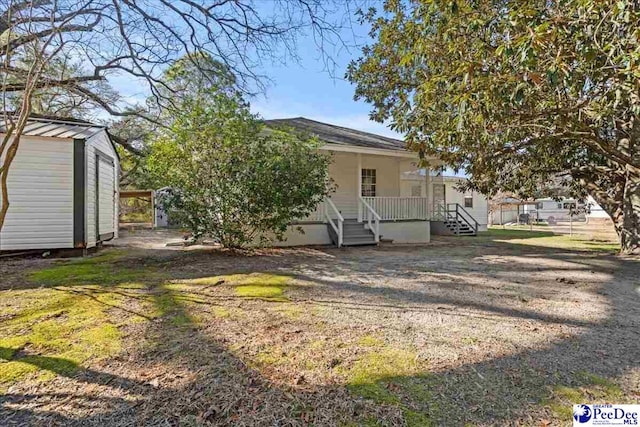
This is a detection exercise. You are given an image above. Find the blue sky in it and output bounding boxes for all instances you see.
[108,3,402,140]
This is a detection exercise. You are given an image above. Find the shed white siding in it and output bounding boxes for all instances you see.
[86,131,119,248]
[0,136,74,250]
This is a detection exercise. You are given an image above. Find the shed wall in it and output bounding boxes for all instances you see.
[0,136,74,250]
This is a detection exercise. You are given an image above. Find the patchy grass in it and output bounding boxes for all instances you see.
[343,347,435,425]
[28,250,147,286]
[232,273,292,301]
[482,228,619,252]
[357,335,384,347]
[2,238,637,426]
[0,287,124,385]
[545,372,627,420]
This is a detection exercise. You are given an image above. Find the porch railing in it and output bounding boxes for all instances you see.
[434,203,478,235]
[302,200,326,222]
[361,197,429,221]
[324,197,344,247]
[358,196,380,242]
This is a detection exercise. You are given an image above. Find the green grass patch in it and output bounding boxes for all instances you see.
[28,249,149,286]
[344,347,434,425]
[546,371,627,420]
[0,287,125,385]
[232,273,291,301]
[357,335,384,347]
[481,229,619,252]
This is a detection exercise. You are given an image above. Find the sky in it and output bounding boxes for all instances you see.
[107,2,403,140]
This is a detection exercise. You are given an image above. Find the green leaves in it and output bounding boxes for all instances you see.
[146,90,331,248]
[347,0,640,245]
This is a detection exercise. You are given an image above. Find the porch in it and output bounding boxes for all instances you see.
[295,151,477,247]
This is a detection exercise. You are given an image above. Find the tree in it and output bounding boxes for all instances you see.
[0,0,353,231]
[145,90,332,249]
[347,1,640,253]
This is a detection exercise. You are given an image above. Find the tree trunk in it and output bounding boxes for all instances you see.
[619,167,640,254]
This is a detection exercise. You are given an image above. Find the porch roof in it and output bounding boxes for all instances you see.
[265,117,407,152]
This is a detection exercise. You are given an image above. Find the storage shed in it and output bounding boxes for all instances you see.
[0,117,119,252]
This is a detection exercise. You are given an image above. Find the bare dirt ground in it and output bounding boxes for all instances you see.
[1,230,638,426]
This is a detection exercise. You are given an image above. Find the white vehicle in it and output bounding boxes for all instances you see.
[523,198,585,224]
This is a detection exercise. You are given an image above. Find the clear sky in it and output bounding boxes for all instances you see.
[107,3,402,140]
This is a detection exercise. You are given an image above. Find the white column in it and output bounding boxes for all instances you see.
[357,153,362,222]
[425,166,432,219]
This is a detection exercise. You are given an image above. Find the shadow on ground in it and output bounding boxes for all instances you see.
[0,231,638,426]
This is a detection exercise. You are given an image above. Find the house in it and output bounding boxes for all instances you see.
[0,116,119,253]
[264,117,487,246]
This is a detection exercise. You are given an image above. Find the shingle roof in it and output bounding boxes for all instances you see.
[0,115,105,139]
[265,117,407,152]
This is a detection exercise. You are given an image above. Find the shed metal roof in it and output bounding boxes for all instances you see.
[0,116,105,139]
[265,117,407,152]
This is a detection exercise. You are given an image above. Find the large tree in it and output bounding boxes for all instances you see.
[145,88,332,248]
[0,0,352,230]
[347,1,640,253]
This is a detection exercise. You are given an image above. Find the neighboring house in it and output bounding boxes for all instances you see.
[0,116,119,252]
[264,117,484,246]
[523,197,586,223]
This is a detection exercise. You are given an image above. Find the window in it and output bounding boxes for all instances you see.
[361,169,376,197]
[557,203,563,209]
[464,195,473,208]
[411,184,422,197]
[536,202,544,210]
[563,202,576,210]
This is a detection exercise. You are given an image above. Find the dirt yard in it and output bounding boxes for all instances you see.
[0,230,638,426]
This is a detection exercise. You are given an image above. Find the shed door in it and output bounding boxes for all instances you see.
[96,154,115,239]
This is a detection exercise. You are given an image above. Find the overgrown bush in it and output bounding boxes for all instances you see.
[146,92,332,248]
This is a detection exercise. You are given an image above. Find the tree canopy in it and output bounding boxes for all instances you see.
[145,84,332,248]
[347,0,640,253]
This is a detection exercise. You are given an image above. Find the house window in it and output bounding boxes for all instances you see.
[361,169,377,197]
[411,185,422,197]
[464,195,473,208]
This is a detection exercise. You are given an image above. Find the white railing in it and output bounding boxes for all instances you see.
[324,197,344,247]
[362,197,429,221]
[301,200,325,222]
[359,196,381,243]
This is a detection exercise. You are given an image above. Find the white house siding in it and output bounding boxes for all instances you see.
[380,221,430,243]
[325,151,415,219]
[326,152,358,218]
[442,180,489,230]
[0,136,74,250]
[400,176,489,229]
[86,131,119,248]
[270,224,333,247]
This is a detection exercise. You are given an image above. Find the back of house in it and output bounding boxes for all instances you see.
[258,117,489,246]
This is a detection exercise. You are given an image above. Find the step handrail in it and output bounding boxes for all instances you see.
[324,197,344,247]
[446,203,478,235]
[359,196,381,243]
